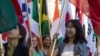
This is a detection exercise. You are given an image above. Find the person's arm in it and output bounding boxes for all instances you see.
[53,49,58,56]
[47,33,59,56]
[29,47,33,56]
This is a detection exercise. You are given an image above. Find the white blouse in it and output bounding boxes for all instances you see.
[61,44,74,56]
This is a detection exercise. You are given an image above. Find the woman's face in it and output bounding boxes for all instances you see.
[66,22,76,38]
[7,26,21,39]
[32,37,38,47]
[43,37,51,47]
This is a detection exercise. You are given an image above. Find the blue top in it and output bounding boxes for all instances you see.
[33,51,43,56]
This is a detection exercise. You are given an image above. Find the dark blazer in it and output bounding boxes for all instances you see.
[3,43,29,56]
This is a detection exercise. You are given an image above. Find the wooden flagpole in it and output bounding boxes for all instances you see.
[0,34,4,56]
[25,0,33,56]
[38,0,44,56]
[50,0,67,56]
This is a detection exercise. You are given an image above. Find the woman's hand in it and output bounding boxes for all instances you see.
[53,33,59,41]
[29,46,34,56]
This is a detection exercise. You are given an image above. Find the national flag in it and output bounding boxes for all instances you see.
[75,8,83,24]
[40,0,50,37]
[32,0,41,48]
[59,0,76,38]
[50,0,60,39]
[17,0,40,44]
[82,14,96,56]
[0,0,17,33]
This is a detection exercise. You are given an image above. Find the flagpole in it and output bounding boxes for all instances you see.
[25,0,33,56]
[0,34,4,56]
[39,0,44,56]
[50,0,67,56]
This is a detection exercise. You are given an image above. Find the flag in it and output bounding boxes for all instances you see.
[32,0,41,47]
[12,0,24,24]
[82,14,96,56]
[1,0,23,43]
[40,0,50,37]
[31,0,40,37]
[50,0,60,39]
[32,0,39,23]
[59,0,76,38]
[0,0,17,33]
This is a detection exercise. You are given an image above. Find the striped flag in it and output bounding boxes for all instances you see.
[50,0,60,39]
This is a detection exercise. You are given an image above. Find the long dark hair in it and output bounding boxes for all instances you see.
[18,23,26,44]
[63,20,87,44]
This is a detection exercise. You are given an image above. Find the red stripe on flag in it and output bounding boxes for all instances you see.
[27,0,31,3]
[70,0,89,16]
[12,0,24,24]
[25,20,30,32]
[65,12,70,22]
[78,10,82,24]
[2,32,7,41]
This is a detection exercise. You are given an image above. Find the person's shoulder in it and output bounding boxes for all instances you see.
[75,42,88,51]
[56,42,65,49]
[58,42,65,46]
[76,42,87,46]
[75,42,88,56]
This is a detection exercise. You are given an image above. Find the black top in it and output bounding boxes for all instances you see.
[3,43,29,56]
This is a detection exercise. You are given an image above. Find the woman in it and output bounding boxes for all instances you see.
[28,36,42,56]
[0,23,29,56]
[42,35,51,56]
[53,20,88,56]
